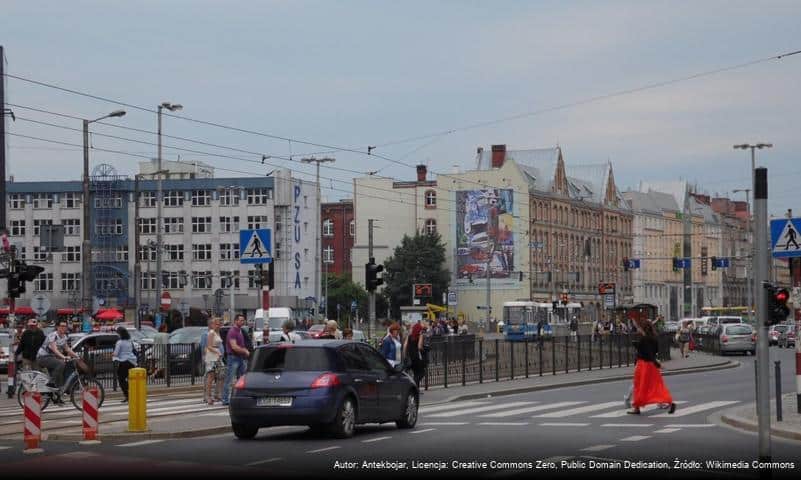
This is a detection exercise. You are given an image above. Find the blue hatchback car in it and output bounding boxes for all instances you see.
[229,340,419,439]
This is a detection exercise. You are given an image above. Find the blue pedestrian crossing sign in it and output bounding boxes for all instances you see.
[770,218,801,258]
[239,229,273,264]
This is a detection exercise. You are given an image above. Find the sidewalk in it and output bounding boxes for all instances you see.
[722,393,801,442]
[40,349,736,442]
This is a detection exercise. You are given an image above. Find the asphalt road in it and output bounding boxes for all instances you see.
[1,347,799,478]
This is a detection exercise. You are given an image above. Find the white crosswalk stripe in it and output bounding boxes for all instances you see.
[534,401,621,418]
[418,401,489,414]
[479,401,585,418]
[427,401,534,418]
[590,401,689,418]
[651,401,739,418]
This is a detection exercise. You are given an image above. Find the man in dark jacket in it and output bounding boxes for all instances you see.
[16,317,46,371]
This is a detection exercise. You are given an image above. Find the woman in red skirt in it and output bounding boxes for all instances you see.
[628,318,676,415]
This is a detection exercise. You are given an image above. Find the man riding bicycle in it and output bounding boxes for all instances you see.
[36,320,79,403]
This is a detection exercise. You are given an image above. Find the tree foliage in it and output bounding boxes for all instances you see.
[323,272,368,328]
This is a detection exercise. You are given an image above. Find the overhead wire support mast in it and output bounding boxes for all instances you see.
[301,157,335,320]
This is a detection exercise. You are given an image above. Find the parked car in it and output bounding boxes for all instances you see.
[0,333,12,373]
[719,324,756,355]
[778,325,796,348]
[769,324,790,346]
[229,340,419,439]
[168,326,206,376]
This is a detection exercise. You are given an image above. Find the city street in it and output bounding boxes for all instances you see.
[0,347,798,477]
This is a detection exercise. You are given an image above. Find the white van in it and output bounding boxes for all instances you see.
[253,308,294,344]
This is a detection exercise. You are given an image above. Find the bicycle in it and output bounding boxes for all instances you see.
[16,358,106,412]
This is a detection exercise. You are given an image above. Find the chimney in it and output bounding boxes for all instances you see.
[416,164,427,182]
[491,144,506,168]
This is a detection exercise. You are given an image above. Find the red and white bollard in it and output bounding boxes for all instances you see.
[23,391,43,454]
[79,386,101,445]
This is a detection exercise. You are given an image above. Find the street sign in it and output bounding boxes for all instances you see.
[239,229,273,264]
[673,258,691,269]
[604,293,616,308]
[161,291,172,311]
[31,294,51,316]
[713,257,731,269]
[770,218,801,258]
[447,291,457,306]
[625,259,641,270]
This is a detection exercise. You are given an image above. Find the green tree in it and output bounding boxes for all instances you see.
[323,272,368,329]
[383,232,450,319]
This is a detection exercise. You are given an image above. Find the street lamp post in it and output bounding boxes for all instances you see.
[301,157,335,319]
[732,188,752,324]
[156,102,182,324]
[82,110,126,320]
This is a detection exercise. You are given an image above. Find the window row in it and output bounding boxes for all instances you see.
[322,219,355,237]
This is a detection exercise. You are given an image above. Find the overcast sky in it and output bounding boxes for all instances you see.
[3,1,800,217]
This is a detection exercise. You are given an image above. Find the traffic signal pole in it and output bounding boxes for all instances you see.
[753,167,771,462]
[792,257,801,414]
[368,219,375,340]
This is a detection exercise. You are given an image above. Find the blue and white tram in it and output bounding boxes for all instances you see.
[502,301,553,341]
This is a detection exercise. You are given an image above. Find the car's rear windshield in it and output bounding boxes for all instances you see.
[718,317,743,324]
[774,325,789,332]
[725,325,752,335]
[250,347,332,372]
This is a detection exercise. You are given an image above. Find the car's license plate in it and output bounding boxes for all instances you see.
[257,396,293,407]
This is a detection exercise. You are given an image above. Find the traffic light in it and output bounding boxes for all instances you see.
[8,262,45,299]
[258,263,275,290]
[766,284,790,326]
[623,257,629,272]
[672,257,680,271]
[365,257,383,291]
[8,271,22,298]
[711,257,717,271]
[560,292,569,305]
[18,263,44,282]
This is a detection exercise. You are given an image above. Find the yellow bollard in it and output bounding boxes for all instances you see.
[128,367,148,432]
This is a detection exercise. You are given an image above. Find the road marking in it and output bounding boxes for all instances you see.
[654,428,681,434]
[652,401,739,418]
[362,436,392,443]
[600,423,653,428]
[116,439,166,448]
[538,422,590,427]
[581,445,616,452]
[197,412,231,417]
[419,422,469,426]
[307,446,341,453]
[478,422,529,426]
[419,401,489,414]
[480,401,584,418]
[428,401,534,418]
[410,428,436,434]
[591,401,688,418]
[0,446,12,450]
[664,424,717,428]
[535,401,621,418]
[619,435,651,442]
[245,457,282,466]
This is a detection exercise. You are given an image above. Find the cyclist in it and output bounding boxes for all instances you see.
[36,320,80,402]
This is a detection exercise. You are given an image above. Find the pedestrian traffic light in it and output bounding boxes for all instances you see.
[8,271,22,298]
[365,257,383,291]
[623,257,629,271]
[766,284,790,326]
[560,292,569,305]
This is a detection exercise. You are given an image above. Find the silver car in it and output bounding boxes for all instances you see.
[719,324,756,355]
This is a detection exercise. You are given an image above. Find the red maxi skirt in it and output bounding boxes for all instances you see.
[632,360,673,408]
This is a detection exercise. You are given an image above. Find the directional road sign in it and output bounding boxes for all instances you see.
[239,229,273,264]
[771,218,801,258]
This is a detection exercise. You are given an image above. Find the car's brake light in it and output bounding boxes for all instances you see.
[278,343,294,349]
[311,373,340,388]
[721,335,728,344]
[235,376,246,390]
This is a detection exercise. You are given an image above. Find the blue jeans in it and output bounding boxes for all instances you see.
[222,355,246,404]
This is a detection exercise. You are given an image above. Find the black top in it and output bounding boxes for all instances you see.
[636,335,658,363]
[16,329,46,361]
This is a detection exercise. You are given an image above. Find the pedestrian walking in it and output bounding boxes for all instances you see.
[403,320,428,388]
[676,321,691,358]
[112,326,137,403]
[16,318,45,372]
[318,320,340,339]
[222,314,250,406]
[627,318,676,415]
[203,317,224,405]
[569,316,578,342]
[380,322,403,367]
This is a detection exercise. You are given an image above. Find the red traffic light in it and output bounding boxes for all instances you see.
[775,288,789,303]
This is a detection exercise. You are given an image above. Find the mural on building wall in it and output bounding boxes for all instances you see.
[455,189,516,288]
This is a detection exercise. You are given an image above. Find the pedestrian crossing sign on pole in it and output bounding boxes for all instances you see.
[770,218,801,258]
[239,229,273,264]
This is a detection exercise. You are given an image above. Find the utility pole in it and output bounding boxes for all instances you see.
[368,218,375,339]
[683,189,693,317]
[753,167,771,462]
[134,174,141,329]
[301,157,335,320]
[733,188,753,325]
[156,102,182,327]
[1,45,7,233]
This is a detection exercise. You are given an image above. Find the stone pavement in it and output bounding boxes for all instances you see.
[34,348,737,442]
[722,392,801,442]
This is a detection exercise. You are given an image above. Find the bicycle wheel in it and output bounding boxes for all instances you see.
[17,385,52,411]
[70,377,106,411]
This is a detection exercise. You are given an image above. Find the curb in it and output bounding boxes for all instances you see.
[45,425,232,442]
[721,412,801,442]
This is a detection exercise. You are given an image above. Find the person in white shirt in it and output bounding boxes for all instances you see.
[204,317,224,405]
[36,320,79,393]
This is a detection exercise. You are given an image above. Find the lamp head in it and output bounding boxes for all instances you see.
[756,143,773,149]
[733,144,750,150]
[108,110,126,118]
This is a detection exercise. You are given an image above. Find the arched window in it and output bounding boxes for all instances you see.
[425,190,437,208]
[425,219,437,235]
[322,218,334,237]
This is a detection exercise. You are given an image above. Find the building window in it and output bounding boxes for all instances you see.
[425,219,437,235]
[164,244,184,262]
[139,191,157,208]
[349,220,355,237]
[220,271,241,289]
[247,270,259,289]
[322,219,334,237]
[192,216,212,233]
[220,243,240,261]
[247,215,269,230]
[219,216,240,233]
[96,219,123,236]
[191,190,211,206]
[247,188,270,205]
[323,246,334,264]
[63,219,80,236]
[32,193,54,209]
[94,196,123,209]
[164,217,184,234]
[192,244,212,261]
[34,273,54,292]
[32,246,49,262]
[10,220,25,237]
[115,245,129,262]
[141,272,157,291]
[192,271,213,289]
[61,273,81,292]
[425,190,437,208]
[138,218,158,234]
[219,189,240,206]
[161,271,181,290]
[61,246,81,263]
[164,190,184,207]
[138,246,157,262]
[62,192,80,208]
[33,219,53,236]
[9,194,25,209]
